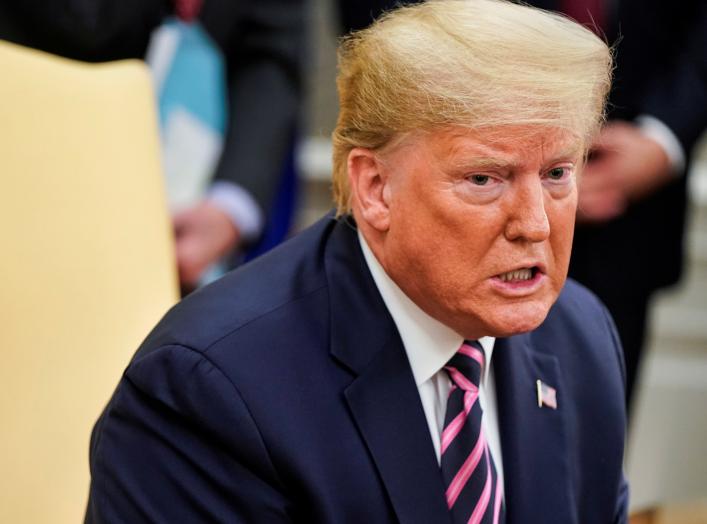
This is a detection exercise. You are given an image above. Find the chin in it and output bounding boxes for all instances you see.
[481,303,551,338]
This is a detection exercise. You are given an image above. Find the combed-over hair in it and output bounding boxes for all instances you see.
[331,0,613,214]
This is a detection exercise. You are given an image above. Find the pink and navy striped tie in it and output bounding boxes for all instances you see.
[441,341,505,524]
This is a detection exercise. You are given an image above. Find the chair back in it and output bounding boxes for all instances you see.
[0,41,179,524]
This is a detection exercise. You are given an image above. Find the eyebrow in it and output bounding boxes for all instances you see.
[445,145,584,171]
[546,145,585,163]
[442,141,514,170]
[449,157,514,170]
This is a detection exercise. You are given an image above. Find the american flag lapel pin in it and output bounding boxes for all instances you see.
[536,379,557,409]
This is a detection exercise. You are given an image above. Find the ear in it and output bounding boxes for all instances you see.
[347,147,391,232]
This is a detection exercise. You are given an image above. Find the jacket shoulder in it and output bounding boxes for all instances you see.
[533,278,627,395]
[135,215,337,358]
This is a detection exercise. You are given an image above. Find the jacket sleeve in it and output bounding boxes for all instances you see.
[614,476,630,524]
[638,2,707,154]
[602,304,630,524]
[86,344,292,523]
[201,0,305,216]
[1,0,169,61]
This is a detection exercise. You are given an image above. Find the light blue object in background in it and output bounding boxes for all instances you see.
[147,18,231,285]
[147,18,228,211]
[146,17,299,286]
[155,18,227,135]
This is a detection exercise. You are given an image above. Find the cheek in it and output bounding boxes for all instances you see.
[548,200,577,280]
[388,186,460,255]
[385,213,485,308]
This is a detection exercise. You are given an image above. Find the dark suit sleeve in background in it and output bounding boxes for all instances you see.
[0,0,169,61]
[201,0,305,216]
[85,344,292,523]
[614,0,707,153]
[640,1,707,153]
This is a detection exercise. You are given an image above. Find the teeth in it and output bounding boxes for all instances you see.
[499,268,533,282]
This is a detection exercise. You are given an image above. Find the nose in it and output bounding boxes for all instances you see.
[504,178,550,243]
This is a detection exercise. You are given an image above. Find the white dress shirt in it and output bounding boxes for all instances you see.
[358,232,505,485]
[208,181,264,242]
[636,115,686,175]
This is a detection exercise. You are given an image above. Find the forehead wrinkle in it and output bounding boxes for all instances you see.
[555,140,584,158]
[540,138,585,165]
[448,156,514,171]
[416,126,585,176]
[462,130,582,166]
[439,137,520,172]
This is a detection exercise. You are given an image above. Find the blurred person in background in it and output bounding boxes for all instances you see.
[0,0,304,292]
[517,0,707,411]
[337,0,398,32]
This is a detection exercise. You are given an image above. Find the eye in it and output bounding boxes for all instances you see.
[469,174,491,186]
[544,166,573,182]
[547,167,567,180]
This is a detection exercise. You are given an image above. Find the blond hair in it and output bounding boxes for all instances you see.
[332,0,612,214]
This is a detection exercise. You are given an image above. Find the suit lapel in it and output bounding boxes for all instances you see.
[344,337,452,524]
[325,217,451,524]
[494,335,577,524]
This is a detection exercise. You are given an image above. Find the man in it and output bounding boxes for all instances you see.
[526,0,707,408]
[86,1,628,522]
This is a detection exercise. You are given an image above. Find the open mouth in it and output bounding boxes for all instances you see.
[496,266,539,283]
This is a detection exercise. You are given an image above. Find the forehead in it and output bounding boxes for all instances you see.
[424,125,584,166]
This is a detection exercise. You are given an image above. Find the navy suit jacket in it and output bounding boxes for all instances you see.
[86,214,628,523]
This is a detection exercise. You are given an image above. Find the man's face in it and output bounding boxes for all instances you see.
[376,125,581,339]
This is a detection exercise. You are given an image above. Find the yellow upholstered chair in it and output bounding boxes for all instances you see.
[0,41,179,524]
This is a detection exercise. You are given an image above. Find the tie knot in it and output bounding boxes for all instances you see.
[444,341,485,391]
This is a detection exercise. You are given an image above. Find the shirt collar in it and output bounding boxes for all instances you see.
[358,231,496,386]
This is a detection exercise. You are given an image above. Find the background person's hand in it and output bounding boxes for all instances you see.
[173,201,240,291]
[577,121,673,223]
